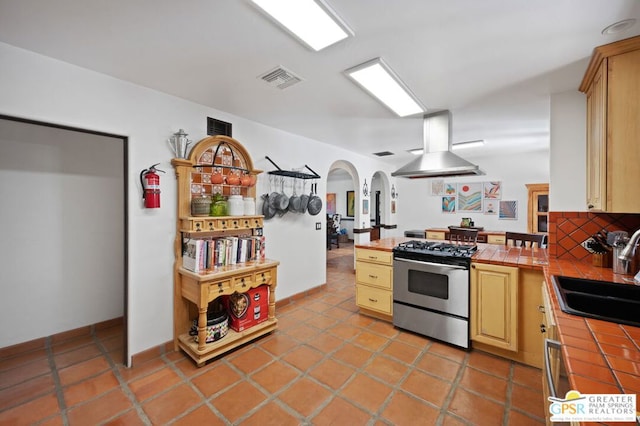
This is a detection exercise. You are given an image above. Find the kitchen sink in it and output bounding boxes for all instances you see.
[551,276,640,327]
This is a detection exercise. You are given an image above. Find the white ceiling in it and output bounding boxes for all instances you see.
[1,0,639,167]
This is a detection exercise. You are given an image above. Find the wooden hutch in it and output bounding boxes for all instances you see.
[172,135,278,366]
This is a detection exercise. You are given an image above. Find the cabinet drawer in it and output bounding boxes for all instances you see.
[356,285,391,314]
[426,231,445,240]
[356,249,392,265]
[233,274,254,291]
[255,269,273,285]
[207,279,231,297]
[356,262,392,289]
[487,234,506,245]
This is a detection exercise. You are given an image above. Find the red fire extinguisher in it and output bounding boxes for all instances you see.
[140,163,165,208]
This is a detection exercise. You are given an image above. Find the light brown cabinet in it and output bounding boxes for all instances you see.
[580,35,640,213]
[470,263,518,351]
[526,183,549,234]
[172,135,279,367]
[355,248,393,321]
[471,263,544,368]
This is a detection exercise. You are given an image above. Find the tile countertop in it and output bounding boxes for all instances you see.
[355,238,640,401]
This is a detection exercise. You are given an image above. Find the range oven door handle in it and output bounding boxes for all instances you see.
[394,257,468,270]
[544,338,561,399]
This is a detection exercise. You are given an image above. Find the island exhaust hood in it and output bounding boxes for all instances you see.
[392,110,482,178]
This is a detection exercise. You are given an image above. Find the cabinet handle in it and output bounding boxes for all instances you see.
[369,275,378,279]
[540,323,546,333]
[368,298,378,303]
[368,256,378,260]
[471,264,476,269]
[588,204,594,209]
[538,305,545,313]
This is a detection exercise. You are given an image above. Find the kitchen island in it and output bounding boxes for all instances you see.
[355,237,639,418]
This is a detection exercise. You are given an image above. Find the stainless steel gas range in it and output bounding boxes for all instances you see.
[392,240,477,349]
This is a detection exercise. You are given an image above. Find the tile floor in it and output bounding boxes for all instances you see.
[0,242,546,425]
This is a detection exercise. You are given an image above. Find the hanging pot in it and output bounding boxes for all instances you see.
[307,182,322,216]
[288,178,301,213]
[262,176,276,219]
[298,180,310,213]
[275,177,289,215]
[262,193,276,219]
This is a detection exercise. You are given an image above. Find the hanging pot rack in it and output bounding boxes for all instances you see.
[265,156,321,180]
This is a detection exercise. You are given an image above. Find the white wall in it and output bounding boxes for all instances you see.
[549,90,586,211]
[0,42,395,362]
[395,150,550,234]
[0,119,124,347]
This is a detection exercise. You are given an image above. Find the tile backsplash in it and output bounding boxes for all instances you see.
[548,211,640,261]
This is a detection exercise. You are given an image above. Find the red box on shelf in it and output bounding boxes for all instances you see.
[223,285,269,332]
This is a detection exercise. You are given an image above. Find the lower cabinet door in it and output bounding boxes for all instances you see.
[470,263,518,351]
[356,285,392,315]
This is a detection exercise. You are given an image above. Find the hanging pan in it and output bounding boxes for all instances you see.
[262,176,276,219]
[298,180,310,213]
[288,178,301,213]
[307,182,323,216]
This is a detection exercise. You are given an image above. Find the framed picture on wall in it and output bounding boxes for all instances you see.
[363,199,369,215]
[326,193,336,215]
[346,190,355,217]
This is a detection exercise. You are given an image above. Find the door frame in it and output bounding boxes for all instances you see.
[0,113,129,362]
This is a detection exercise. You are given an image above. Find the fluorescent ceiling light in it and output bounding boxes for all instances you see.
[452,140,485,150]
[345,58,425,117]
[409,140,485,154]
[250,0,352,51]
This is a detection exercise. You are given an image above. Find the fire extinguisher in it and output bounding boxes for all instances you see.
[140,163,165,208]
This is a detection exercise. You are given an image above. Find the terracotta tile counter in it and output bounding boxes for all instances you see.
[356,238,639,403]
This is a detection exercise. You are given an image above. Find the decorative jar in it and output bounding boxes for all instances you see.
[228,195,244,216]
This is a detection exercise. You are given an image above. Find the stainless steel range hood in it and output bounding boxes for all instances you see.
[392,110,482,178]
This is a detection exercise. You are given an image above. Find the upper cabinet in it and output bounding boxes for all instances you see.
[580,35,640,213]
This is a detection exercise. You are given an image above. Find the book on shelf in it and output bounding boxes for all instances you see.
[182,233,265,272]
[183,238,205,273]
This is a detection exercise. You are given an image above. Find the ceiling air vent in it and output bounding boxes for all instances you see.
[373,151,395,157]
[259,66,303,90]
[207,117,232,137]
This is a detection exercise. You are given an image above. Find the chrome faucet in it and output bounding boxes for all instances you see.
[618,228,640,262]
[618,229,640,282]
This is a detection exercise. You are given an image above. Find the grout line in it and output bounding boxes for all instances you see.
[93,327,152,426]
[45,335,69,426]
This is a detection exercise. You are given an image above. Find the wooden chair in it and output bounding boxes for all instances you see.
[448,227,479,243]
[327,218,339,250]
[505,231,546,248]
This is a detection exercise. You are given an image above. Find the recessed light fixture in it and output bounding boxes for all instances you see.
[250,0,353,51]
[345,58,425,117]
[452,139,485,150]
[601,19,637,35]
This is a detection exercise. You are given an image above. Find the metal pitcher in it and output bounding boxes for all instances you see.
[168,128,192,159]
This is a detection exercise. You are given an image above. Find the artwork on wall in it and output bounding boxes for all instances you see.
[484,200,498,215]
[442,196,456,213]
[326,193,336,215]
[457,183,482,211]
[363,199,369,215]
[499,200,518,220]
[346,191,355,217]
[483,181,502,199]
[430,179,444,196]
[391,200,396,214]
[444,183,456,195]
